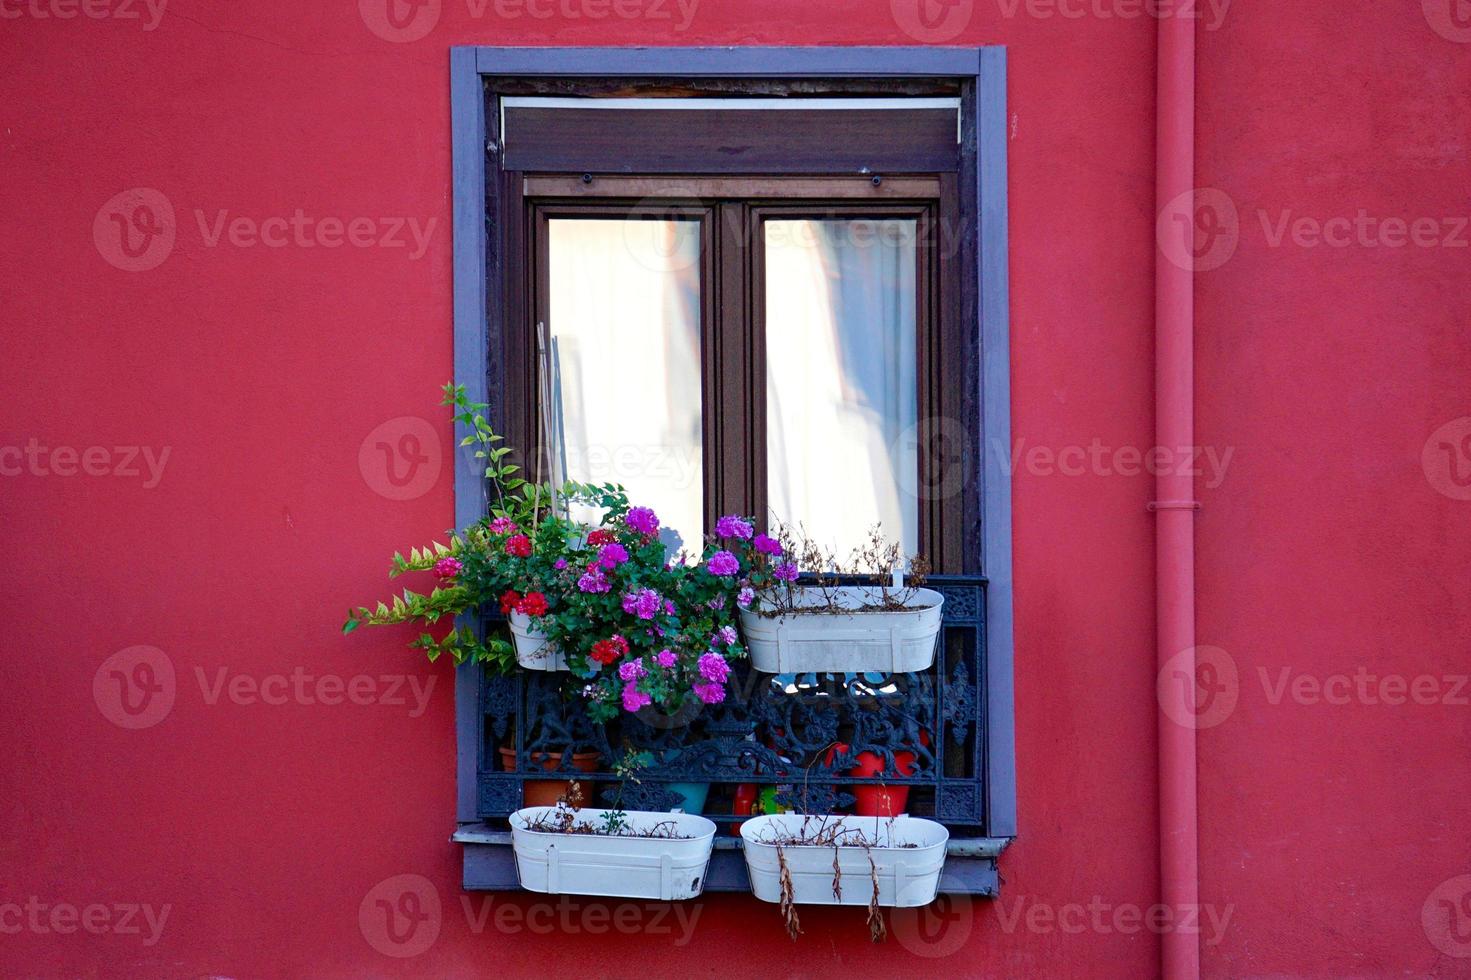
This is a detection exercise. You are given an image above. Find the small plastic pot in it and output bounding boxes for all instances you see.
[500,747,600,808]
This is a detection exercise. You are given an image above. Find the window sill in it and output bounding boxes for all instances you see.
[452,822,1010,895]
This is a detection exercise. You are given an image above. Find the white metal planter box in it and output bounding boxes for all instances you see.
[739,586,945,674]
[508,610,569,671]
[739,814,949,908]
[510,807,717,901]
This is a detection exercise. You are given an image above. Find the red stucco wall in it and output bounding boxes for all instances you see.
[3,1,1467,977]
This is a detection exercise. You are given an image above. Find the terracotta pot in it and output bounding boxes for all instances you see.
[499,747,600,808]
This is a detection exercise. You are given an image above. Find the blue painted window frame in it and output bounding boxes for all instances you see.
[449,45,1014,842]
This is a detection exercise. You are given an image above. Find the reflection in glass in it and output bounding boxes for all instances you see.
[548,218,703,553]
[765,218,918,555]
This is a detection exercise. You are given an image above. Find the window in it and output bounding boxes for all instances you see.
[450,47,1014,895]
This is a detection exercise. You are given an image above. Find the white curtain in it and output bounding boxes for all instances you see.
[764,219,918,555]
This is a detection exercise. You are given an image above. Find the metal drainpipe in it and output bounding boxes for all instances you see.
[1155,6,1200,980]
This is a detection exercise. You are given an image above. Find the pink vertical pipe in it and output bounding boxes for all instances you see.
[1156,5,1200,980]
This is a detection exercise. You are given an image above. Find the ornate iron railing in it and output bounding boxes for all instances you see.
[475,574,990,834]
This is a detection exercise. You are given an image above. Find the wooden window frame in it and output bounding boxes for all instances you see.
[450,47,1015,851]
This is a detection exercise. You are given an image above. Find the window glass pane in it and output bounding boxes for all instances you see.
[764,218,918,555]
[547,218,703,553]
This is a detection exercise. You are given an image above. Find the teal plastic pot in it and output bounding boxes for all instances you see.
[668,782,710,814]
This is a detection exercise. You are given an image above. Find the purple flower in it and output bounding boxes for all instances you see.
[754,534,783,556]
[624,507,660,535]
[432,556,462,580]
[554,558,568,570]
[618,659,647,682]
[698,652,731,684]
[712,625,738,647]
[715,515,754,540]
[707,550,740,577]
[664,600,676,616]
[655,648,677,668]
[773,561,799,582]
[706,595,726,611]
[577,565,611,594]
[693,680,726,705]
[621,587,663,620]
[738,586,755,608]
[621,684,652,712]
[598,543,630,569]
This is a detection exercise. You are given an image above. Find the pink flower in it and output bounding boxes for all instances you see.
[738,586,755,608]
[715,515,754,540]
[624,507,660,535]
[655,649,677,669]
[433,556,462,580]
[621,587,663,620]
[488,517,518,534]
[505,534,532,557]
[712,626,738,647]
[621,684,652,712]
[618,659,647,682]
[754,534,783,556]
[707,550,740,577]
[698,652,731,684]
[578,565,611,594]
[598,543,630,569]
[554,558,568,570]
[773,561,799,582]
[693,681,726,705]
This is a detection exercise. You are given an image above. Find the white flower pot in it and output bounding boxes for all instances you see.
[508,610,569,671]
[510,807,717,900]
[739,814,949,908]
[739,586,944,674]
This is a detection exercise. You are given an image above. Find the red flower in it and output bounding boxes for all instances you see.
[587,529,616,547]
[589,634,630,665]
[499,590,522,616]
[517,591,548,617]
[505,534,532,557]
